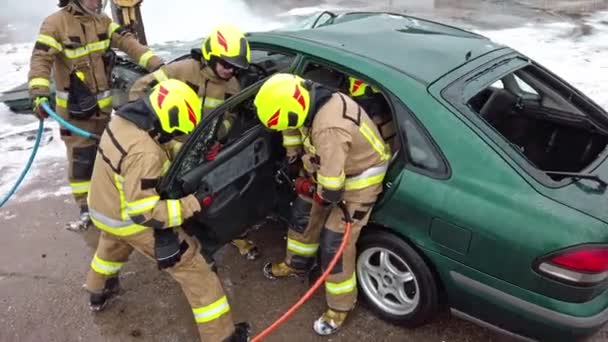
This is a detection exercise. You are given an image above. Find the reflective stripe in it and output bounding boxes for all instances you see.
[167,199,182,227]
[37,34,62,51]
[203,97,224,109]
[287,238,319,256]
[345,163,388,191]
[317,171,345,190]
[161,160,171,176]
[89,208,148,236]
[153,69,168,82]
[55,90,112,109]
[114,174,128,221]
[126,195,160,215]
[70,181,90,195]
[282,134,302,147]
[359,122,390,162]
[28,78,50,89]
[108,22,121,38]
[64,40,110,59]
[326,272,357,295]
[221,119,232,133]
[192,296,230,323]
[90,254,123,276]
[138,50,155,68]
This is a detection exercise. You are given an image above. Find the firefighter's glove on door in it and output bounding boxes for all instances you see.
[33,96,50,119]
[153,229,184,270]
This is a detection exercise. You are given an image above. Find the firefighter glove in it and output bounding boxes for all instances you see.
[154,229,182,270]
[313,192,332,208]
[32,96,50,120]
[205,142,222,161]
[294,177,315,197]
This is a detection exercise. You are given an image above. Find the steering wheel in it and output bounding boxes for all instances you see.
[248,62,269,79]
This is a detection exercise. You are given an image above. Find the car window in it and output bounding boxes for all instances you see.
[403,119,443,172]
[177,97,260,178]
[240,48,297,89]
[461,62,608,182]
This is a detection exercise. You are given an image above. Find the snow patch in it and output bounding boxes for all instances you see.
[477,11,608,109]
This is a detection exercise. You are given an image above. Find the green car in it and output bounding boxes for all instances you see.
[7,11,608,341]
[157,12,608,341]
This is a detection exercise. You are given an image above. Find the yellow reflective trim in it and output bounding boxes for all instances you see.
[203,97,224,109]
[161,160,171,176]
[359,122,390,161]
[167,199,182,227]
[221,119,232,132]
[114,174,128,221]
[317,171,345,190]
[192,296,230,323]
[98,95,113,108]
[282,135,302,147]
[37,34,62,51]
[108,22,121,38]
[90,254,123,276]
[153,69,168,82]
[70,181,90,195]
[63,40,110,59]
[138,50,155,68]
[287,238,319,256]
[55,96,67,108]
[326,272,357,295]
[90,216,148,237]
[345,173,385,191]
[126,195,160,215]
[28,78,50,89]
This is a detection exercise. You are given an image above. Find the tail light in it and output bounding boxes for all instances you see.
[535,245,608,285]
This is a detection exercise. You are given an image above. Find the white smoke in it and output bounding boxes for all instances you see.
[139,0,283,43]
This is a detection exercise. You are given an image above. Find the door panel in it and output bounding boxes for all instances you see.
[159,85,292,257]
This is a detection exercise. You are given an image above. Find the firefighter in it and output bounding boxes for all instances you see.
[28,0,164,232]
[129,24,260,260]
[346,77,397,151]
[255,73,391,335]
[85,79,249,341]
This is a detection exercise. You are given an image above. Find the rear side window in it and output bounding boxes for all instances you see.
[447,56,608,184]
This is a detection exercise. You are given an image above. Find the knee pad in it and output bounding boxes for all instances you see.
[72,144,97,179]
[288,196,312,234]
[320,228,344,275]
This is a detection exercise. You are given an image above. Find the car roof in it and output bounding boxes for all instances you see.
[252,12,506,85]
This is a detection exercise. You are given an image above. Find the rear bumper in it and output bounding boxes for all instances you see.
[451,271,608,340]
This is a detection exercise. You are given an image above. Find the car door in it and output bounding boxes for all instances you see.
[158,49,299,258]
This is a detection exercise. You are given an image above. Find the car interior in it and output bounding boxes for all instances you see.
[467,64,608,179]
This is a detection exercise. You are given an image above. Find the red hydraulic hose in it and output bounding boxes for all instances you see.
[252,202,353,342]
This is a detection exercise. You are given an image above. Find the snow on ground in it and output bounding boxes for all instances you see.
[1,8,608,205]
[0,43,64,202]
[477,11,608,109]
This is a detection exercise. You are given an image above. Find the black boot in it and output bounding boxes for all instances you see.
[223,322,251,342]
[89,277,120,312]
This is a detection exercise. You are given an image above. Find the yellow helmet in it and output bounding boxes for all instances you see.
[202,24,251,70]
[147,79,202,135]
[348,76,379,98]
[254,73,311,131]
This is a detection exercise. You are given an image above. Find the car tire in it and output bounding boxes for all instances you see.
[356,229,439,327]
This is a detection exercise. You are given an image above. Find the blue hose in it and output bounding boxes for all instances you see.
[41,102,100,141]
[0,101,99,208]
[0,120,44,208]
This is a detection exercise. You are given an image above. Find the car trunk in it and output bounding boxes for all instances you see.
[483,91,608,174]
